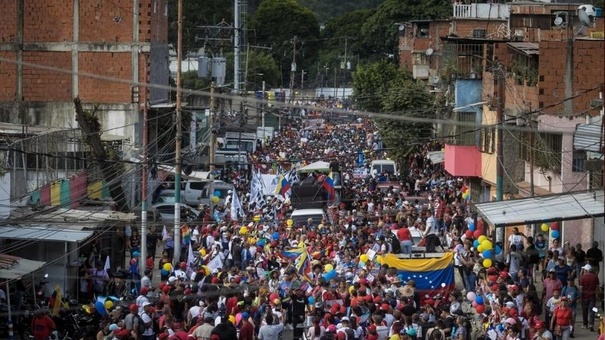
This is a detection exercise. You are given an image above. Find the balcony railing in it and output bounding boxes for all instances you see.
[453,3,510,20]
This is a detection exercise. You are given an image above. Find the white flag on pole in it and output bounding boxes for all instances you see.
[103,255,111,272]
[162,225,168,241]
[230,190,244,221]
[187,242,195,274]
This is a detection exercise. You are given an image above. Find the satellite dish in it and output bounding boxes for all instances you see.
[554,16,564,27]
[578,7,593,27]
[426,48,434,56]
[579,4,597,17]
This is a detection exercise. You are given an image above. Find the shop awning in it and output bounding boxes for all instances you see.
[474,190,604,226]
[0,226,93,243]
[0,254,46,280]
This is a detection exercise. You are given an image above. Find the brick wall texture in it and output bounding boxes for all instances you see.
[0,0,167,104]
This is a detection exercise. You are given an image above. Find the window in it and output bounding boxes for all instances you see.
[572,150,586,172]
[449,112,477,146]
[519,132,562,172]
[415,23,430,38]
[481,127,495,153]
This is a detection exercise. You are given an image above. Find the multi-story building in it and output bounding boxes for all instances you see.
[399,1,604,246]
[0,0,170,141]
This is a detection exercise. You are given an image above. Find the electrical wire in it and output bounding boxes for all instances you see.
[0,55,601,138]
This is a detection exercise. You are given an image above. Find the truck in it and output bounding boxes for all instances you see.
[370,159,398,177]
[215,131,258,170]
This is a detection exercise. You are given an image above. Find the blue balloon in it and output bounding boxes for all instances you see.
[257,239,266,247]
[469,222,476,231]
[308,296,315,305]
[272,232,280,240]
[475,296,484,305]
[214,190,221,198]
[498,324,504,332]
[95,301,107,316]
[495,245,502,255]
[473,240,480,248]
[551,230,560,239]
[133,251,140,257]
[483,250,493,258]
[160,269,169,276]
[323,269,336,281]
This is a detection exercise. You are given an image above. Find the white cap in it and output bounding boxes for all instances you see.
[142,302,152,307]
[341,317,349,322]
[168,276,177,283]
[582,264,593,271]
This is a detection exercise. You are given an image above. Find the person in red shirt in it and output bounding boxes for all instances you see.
[31,311,56,340]
[397,225,413,255]
[580,264,600,331]
[239,312,254,340]
[551,297,573,339]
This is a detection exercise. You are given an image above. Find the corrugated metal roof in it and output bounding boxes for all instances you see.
[507,42,540,55]
[0,226,93,242]
[0,253,46,280]
[574,122,603,152]
[475,190,604,226]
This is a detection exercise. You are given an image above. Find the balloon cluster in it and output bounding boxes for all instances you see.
[211,190,222,204]
[463,225,496,269]
[323,264,336,281]
[467,292,486,313]
[160,263,173,277]
[541,222,560,239]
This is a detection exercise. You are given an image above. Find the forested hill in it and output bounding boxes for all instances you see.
[298,0,385,22]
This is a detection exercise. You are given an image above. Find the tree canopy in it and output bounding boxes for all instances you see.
[352,61,436,161]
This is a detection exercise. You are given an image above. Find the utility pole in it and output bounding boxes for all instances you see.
[289,36,299,102]
[209,83,217,212]
[342,37,348,100]
[494,63,505,248]
[173,0,183,265]
[300,71,306,98]
[234,0,240,94]
[140,60,149,276]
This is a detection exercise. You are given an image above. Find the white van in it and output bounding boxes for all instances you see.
[183,180,234,206]
[371,159,398,176]
[289,209,328,228]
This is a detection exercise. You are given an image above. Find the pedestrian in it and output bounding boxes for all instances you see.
[579,263,599,331]
[585,241,603,275]
[550,297,573,340]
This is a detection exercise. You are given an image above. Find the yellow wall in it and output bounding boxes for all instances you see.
[481,105,498,186]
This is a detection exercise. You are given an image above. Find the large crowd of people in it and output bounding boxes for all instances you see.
[51,106,605,340]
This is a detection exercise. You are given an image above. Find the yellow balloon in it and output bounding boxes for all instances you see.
[324,264,333,273]
[228,315,235,324]
[360,254,369,263]
[349,286,355,294]
[478,235,487,243]
[376,256,384,265]
[162,263,172,272]
[211,196,220,203]
[541,223,549,232]
[483,259,492,268]
[286,219,294,227]
[481,240,493,250]
[253,215,261,222]
[199,248,207,256]
[240,227,248,235]
[477,244,485,253]
[105,300,113,309]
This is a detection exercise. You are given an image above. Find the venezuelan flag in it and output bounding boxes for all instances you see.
[274,175,291,196]
[295,251,312,281]
[280,247,306,260]
[381,252,455,294]
[322,172,335,202]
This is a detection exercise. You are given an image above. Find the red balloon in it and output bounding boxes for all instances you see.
[471,301,478,307]
[465,230,474,239]
[551,222,559,231]
[473,230,482,239]
[475,304,486,313]
[269,293,279,302]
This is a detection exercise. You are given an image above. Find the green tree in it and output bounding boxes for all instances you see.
[250,0,321,87]
[360,0,451,58]
[352,61,435,161]
[224,51,281,91]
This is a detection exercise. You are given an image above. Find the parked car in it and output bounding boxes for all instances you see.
[152,203,200,223]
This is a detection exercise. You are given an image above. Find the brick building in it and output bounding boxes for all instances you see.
[0,0,170,141]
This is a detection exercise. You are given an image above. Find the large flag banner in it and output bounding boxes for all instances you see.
[187,242,195,275]
[274,174,291,196]
[249,170,266,209]
[380,252,455,295]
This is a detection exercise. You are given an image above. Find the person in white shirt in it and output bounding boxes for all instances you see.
[423,209,439,252]
[140,302,155,340]
[135,287,150,314]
